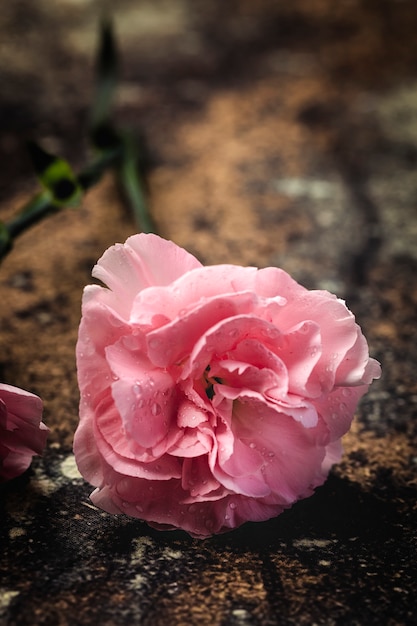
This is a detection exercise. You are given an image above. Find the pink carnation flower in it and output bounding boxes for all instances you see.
[74,234,381,538]
[0,383,48,482]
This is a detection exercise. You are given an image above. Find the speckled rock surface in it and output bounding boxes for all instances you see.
[0,1,416,624]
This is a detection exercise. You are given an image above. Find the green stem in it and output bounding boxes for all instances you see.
[6,192,56,239]
[0,147,122,263]
[118,131,156,234]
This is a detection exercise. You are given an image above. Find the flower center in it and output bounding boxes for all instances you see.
[203,365,223,400]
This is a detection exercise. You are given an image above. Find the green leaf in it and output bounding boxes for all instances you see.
[0,221,12,256]
[91,18,118,130]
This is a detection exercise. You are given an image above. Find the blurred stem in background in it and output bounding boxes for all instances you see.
[0,18,155,262]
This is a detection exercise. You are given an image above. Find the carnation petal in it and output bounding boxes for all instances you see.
[92,234,202,303]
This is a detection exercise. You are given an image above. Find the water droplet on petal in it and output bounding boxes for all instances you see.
[229,502,237,510]
[135,504,144,513]
[262,326,279,339]
[148,338,161,349]
[342,388,352,397]
[151,402,161,416]
[249,442,256,449]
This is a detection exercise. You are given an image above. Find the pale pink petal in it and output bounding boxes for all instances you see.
[167,428,212,458]
[233,399,328,503]
[92,234,202,303]
[336,330,382,385]
[177,400,209,428]
[181,456,221,496]
[181,315,286,381]
[321,439,343,474]
[146,294,257,368]
[0,383,48,482]
[314,385,368,440]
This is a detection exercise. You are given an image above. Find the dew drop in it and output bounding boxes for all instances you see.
[135,504,144,513]
[224,514,230,521]
[133,383,142,395]
[342,388,352,397]
[148,338,161,349]
[249,442,256,449]
[229,502,237,510]
[263,326,279,339]
[151,403,161,416]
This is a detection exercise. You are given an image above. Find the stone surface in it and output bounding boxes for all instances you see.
[0,1,416,624]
